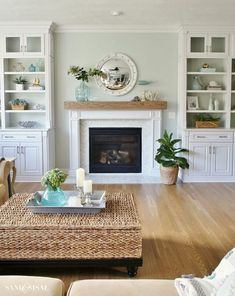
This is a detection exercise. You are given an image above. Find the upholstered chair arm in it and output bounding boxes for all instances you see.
[0,160,11,204]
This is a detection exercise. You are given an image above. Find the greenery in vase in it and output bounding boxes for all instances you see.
[68,66,106,82]
[13,76,28,84]
[155,130,189,169]
[41,168,68,190]
[9,98,28,106]
[195,113,220,121]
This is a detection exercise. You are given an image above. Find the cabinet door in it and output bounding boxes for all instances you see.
[208,34,229,56]
[187,33,207,55]
[3,35,24,56]
[0,141,20,171]
[23,34,44,56]
[20,142,42,176]
[189,142,211,176]
[211,143,233,176]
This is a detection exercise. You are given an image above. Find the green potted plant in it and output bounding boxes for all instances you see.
[195,113,220,128]
[41,168,68,206]
[155,130,189,184]
[9,98,28,110]
[68,66,106,101]
[13,76,28,91]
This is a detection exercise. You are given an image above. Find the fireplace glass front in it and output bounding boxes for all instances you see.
[89,128,142,173]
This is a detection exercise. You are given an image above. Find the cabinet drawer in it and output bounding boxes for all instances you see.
[1,133,41,141]
[189,132,233,142]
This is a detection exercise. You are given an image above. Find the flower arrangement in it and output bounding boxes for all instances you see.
[41,168,68,191]
[68,66,106,82]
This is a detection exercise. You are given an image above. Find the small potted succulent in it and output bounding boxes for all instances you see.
[13,76,28,91]
[9,98,28,110]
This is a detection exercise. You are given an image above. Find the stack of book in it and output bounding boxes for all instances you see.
[207,84,222,90]
[28,85,44,90]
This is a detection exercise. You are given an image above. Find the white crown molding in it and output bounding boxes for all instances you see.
[54,24,179,33]
[178,24,235,32]
[0,21,55,32]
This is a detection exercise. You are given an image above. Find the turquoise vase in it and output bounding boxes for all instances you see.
[41,186,66,206]
[192,76,203,90]
[75,81,90,102]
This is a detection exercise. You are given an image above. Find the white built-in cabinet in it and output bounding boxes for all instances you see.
[0,23,55,181]
[187,33,229,56]
[179,27,235,182]
[3,34,44,56]
[188,132,233,177]
[0,139,42,176]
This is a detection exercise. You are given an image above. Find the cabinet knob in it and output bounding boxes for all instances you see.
[21,146,24,154]
[219,136,227,138]
[5,135,13,138]
[209,146,212,154]
[197,136,205,138]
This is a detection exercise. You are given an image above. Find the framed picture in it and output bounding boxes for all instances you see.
[187,96,199,110]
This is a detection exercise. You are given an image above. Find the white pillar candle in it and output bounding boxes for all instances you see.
[83,180,93,194]
[68,196,81,207]
[76,168,85,187]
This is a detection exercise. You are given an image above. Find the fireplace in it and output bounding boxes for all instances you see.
[89,128,142,173]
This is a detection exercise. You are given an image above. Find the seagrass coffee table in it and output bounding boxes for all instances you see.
[0,192,142,276]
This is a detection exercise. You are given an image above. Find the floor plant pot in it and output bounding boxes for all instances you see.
[160,165,179,185]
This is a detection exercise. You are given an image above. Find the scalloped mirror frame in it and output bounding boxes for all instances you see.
[96,53,138,96]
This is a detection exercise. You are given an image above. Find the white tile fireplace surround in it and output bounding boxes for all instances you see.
[68,109,163,183]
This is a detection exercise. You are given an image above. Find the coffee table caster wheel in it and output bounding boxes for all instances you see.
[127,266,138,277]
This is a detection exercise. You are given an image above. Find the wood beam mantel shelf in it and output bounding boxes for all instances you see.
[64,101,167,110]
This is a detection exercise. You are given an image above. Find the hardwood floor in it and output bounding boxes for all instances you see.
[3,182,235,290]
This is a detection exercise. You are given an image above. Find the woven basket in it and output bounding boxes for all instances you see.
[195,120,219,128]
[160,165,179,185]
[11,104,26,110]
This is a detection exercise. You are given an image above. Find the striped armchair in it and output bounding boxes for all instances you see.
[0,159,11,205]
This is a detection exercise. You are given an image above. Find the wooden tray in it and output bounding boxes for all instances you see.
[26,190,106,214]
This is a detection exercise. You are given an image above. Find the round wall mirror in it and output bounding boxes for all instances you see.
[96,53,138,96]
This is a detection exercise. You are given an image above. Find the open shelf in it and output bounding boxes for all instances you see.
[186,110,226,113]
[187,90,226,93]
[5,110,46,113]
[5,90,45,93]
[187,72,227,75]
[4,72,45,75]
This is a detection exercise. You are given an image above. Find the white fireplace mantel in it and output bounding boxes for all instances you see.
[68,109,163,183]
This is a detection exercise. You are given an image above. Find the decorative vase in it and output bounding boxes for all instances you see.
[41,185,67,206]
[192,76,203,90]
[75,81,90,102]
[28,64,36,72]
[208,94,214,110]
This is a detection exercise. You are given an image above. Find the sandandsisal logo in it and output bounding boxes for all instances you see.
[4,284,48,293]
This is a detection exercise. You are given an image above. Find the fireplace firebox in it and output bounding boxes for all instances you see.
[89,128,142,173]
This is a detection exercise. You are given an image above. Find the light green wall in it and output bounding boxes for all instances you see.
[54,32,178,168]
